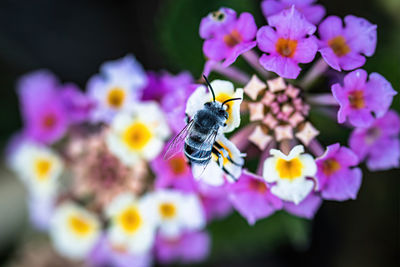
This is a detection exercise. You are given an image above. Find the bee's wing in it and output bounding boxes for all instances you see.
[163,119,194,160]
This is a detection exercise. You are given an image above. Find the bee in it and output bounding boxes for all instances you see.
[164,75,242,178]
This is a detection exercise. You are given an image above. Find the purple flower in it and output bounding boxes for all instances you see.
[197,183,233,221]
[261,0,326,25]
[316,143,362,201]
[228,171,283,225]
[60,83,93,123]
[151,147,196,193]
[318,15,377,71]
[142,71,194,134]
[349,110,400,171]
[283,192,322,219]
[257,6,318,79]
[200,7,237,39]
[201,10,257,67]
[89,235,153,267]
[155,231,210,264]
[17,70,69,144]
[87,54,147,123]
[332,69,396,127]
[28,195,55,231]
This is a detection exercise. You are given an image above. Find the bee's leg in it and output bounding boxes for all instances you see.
[212,147,223,168]
[214,142,244,167]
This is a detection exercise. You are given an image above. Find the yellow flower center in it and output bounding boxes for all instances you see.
[34,158,52,181]
[159,202,176,219]
[107,87,126,109]
[68,214,93,237]
[348,90,365,109]
[322,159,341,176]
[216,92,234,125]
[276,38,298,58]
[276,157,304,180]
[168,156,188,175]
[328,36,350,57]
[118,206,142,234]
[122,122,153,151]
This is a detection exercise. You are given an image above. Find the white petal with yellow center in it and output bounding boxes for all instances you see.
[106,101,171,165]
[50,202,100,260]
[149,190,205,238]
[263,145,317,204]
[185,79,243,133]
[10,142,63,198]
[106,193,157,254]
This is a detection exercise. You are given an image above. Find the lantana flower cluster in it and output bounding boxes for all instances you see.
[7,0,399,266]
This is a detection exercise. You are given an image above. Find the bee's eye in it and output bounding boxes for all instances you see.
[204,102,211,107]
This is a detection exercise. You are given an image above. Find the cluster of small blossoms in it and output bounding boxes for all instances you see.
[6,0,399,266]
[198,0,398,222]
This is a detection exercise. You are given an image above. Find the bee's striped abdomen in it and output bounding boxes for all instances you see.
[184,141,212,165]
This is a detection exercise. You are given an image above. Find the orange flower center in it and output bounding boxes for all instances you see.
[322,159,341,176]
[224,30,242,47]
[328,36,350,57]
[42,113,56,129]
[275,38,298,58]
[348,90,365,109]
[168,156,188,175]
[248,179,267,193]
[159,202,176,219]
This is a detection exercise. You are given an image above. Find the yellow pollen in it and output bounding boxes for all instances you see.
[223,30,242,47]
[34,158,52,181]
[122,121,152,151]
[212,142,233,166]
[107,87,126,109]
[328,36,350,57]
[159,202,176,219]
[322,159,341,176]
[118,206,142,234]
[276,157,304,180]
[275,38,298,58]
[348,90,365,109]
[68,214,93,237]
[168,156,188,175]
[216,92,233,125]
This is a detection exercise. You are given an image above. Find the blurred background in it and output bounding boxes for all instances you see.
[0,0,399,266]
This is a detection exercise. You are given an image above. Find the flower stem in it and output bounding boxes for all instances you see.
[306,93,339,106]
[308,139,325,157]
[299,58,329,89]
[256,141,275,176]
[279,139,292,155]
[242,50,271,79]
[212,62,250,85]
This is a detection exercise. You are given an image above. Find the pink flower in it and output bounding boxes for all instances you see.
[283,192,322,219]
[257,6,318,79]
[261,0,326,25]
[155,231,210,264]
[332,69,396,127]
[318,15,377,71]
[349,110,400,171]
[316,143,362,201]
[228,171,283,225]
[201,9,257,67]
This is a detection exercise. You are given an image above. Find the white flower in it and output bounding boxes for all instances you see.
[9,141,63,198]
[263,145,317,204]
[148,189,205,238]
[193,135,245,186]
[186,80,243,133]
[106,101,171,165]
[105,193,157,254]
[50,202,101,260]
[87,54,148,122]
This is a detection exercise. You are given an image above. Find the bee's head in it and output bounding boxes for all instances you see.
[204,101,228,120]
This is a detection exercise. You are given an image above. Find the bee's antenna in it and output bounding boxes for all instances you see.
[221,98,242,107]
[203,74,216,102]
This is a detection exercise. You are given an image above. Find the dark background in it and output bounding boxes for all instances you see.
[0,0,399,266]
